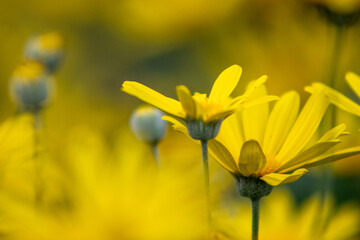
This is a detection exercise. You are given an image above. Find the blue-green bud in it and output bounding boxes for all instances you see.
[9,60,54,112]
[24,32,64,73]
[130,105,167,145]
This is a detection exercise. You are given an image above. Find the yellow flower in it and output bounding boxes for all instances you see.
[164,84,360,186]
[214,189,360,240]
[0,127,207,240]
[122,65,277,140]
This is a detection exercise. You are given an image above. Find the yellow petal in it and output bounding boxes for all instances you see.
[263,91,300,159]
[122,81,184,118]
[162,116,187,134]
[209,65,242,103]
[260,168,308,186]
[208,140,238,173]
[318,123,347,142]
[312,82,360,117]
[176,85,196,118]
[346,72,360,98]
[277,141,340,173]
[241,84,269,144]
[238,140,266,177]
[301,146,360,169]
[276,89,329,163]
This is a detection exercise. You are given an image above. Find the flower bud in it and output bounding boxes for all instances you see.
[24,32,64,73]
[130,105,167,145]
[9,60,54,112]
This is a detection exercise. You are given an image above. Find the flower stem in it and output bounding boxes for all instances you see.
[201,139,212,230]
[151,144,160,167]
[33,111,43,206]
[328,24,344,128]
[251,198,260,240]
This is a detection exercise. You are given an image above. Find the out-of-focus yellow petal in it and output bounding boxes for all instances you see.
[176,85,196,118]
[346,72,360,98]
[277,141,340,173]
[241,84,269,144]
[208,140,238,173]
[240,75,268,100]
[238,140,266,177]
[209,65,242,103]
[122,81,184,118]
[318,123,347,142]
[276,90,329,163]
[301,146,360,169]
[238,95,279,109]
[310,82,360,117]
[263,91,300,159]
[261,168,308,186]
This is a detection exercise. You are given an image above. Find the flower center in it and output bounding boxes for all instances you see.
[258,157,280,176]
[192,93,224,118]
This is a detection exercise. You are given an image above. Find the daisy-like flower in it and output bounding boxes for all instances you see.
[122,65,277,228]
[164,83,360,239]
[122,65,276,141]
[166,85,360,187]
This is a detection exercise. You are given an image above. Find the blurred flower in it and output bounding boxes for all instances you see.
[130,105,167,145]
[165,85,360,186]
[308,0,360,14]
[0,127,208,240]
[0,114,35,200]
[24,32,64,73]
[9,60,54,112]
[123,65,277,140]
[305,0,360,25]
[113,0,241,43]
[214,189,360,240]
[306,73,360,117]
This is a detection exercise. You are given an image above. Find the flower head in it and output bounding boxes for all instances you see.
[122,65,277,140]
[165,84,360,186]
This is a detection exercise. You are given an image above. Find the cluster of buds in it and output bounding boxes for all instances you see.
[9,32,64,113]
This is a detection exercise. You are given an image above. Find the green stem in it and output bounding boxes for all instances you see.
[201,139,212,229]
[33,111,43,206]
[151,144,160,167]
[251,198,260,240]
[328,24,344,129]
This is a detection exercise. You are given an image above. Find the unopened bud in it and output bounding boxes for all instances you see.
[24,32,64,73]
[130,105,167,145]
[9,60,54,112]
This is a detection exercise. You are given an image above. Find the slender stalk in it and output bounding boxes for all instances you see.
[151,144,160,167]
[200,139,212,229]
[251,198,260,240]
[33,111,43,206]
[328,24,344,129]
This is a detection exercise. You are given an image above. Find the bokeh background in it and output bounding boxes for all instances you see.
[0,0,360,239]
